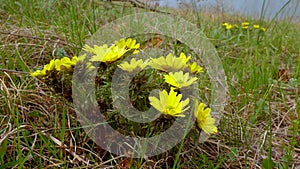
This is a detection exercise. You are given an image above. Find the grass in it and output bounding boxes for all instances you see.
[0,0,300,168]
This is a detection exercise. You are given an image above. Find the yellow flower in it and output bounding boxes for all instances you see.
[223,22,238,30]
[71,55,82,64]
[149,88,190,117]
[179,52,191,64]
[72,54,88,63]
[83,44,109,56]
[30,59,55,76]
[164,71,198,88]
[260,27,266,32]
[54,57,76,71]
[188,62,203,74]
[225,24,233,30]
[44,59,55,72]
[242,26,249,29]
[115,38,140,50]
[30,54,89,77]
[100,45,128,63]
[118,58,148,72]
[253,24,260,29]
[222,22,229,27]
[86,44,128,63]
[30,70,46,76]
[54,59,62,70]
[149,53,189,72]
[85,44,110,62]
[72,54,95,70]
[194,101,218,134]
[242,22,250,27]
[86,38,140,63]
[115,38,140,55]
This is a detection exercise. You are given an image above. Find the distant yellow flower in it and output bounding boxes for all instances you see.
[242,26,249,29]
[225,24,233,30]
[164,71,198,88]
[242,22,249,27]
[149,53,189,72]
[260,27,266,32]
[223,22,238,30]
[194,101,218,134]
[253,24,260,29]
[188,62,203,74]
[149,88,190,117]
[222,22,229,27]
[118,58,148,72]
